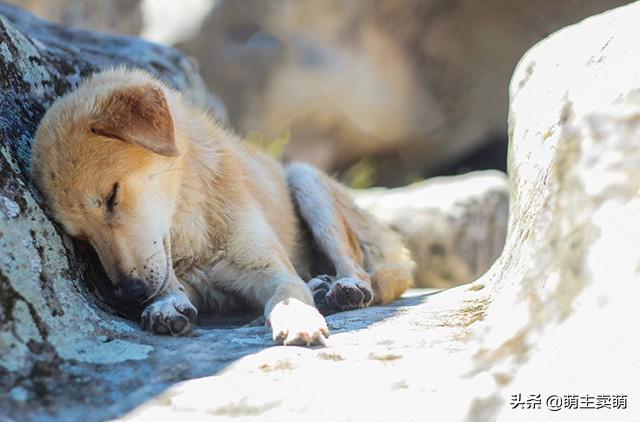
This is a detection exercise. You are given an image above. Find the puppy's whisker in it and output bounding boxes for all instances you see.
[145,247,165,262]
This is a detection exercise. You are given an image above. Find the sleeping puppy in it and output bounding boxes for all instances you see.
[30,68,414,346]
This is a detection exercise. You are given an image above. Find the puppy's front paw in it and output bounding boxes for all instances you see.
[267,298,329,346]
[326,277,373,311]
[140,292,197,336]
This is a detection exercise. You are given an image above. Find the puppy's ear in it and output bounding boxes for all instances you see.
[91,85,179,156]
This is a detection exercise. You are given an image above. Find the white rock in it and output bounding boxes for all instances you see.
[354,170,509,288]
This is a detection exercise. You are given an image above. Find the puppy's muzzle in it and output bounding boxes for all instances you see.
[114,276,151,303]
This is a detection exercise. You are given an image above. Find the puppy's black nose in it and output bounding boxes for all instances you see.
[114,277,149,303]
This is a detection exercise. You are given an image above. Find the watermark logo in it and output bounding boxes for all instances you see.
[510,394,627,411]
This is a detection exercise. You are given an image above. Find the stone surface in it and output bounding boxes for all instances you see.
[15,0,142,35]
[3,2,640,421]
[354,170,509,288]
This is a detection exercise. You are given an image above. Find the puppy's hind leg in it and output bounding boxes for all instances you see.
[287,163,374,312]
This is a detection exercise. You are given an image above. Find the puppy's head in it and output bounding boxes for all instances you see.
[31,68,182,304]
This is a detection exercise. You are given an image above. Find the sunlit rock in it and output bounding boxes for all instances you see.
[354,170,508,288]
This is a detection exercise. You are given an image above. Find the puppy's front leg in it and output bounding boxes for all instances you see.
[140,278,198,336]
[229,211,328,346]
[262,271,329,346]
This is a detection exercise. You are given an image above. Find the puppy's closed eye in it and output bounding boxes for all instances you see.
[106,183,119,212]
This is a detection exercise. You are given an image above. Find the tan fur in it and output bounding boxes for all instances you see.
[31,67,414,345]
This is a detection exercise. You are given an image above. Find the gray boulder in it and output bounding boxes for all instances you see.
[16,0,142,35]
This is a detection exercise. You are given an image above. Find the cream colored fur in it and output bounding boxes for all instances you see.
[31,67,414,346]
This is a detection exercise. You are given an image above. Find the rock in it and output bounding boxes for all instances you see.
[16,0,142,35]
[175,0,632,184]
[16,0,218,50]
[354,170,509,288]
[476,3,640,418]
[3,2,640,421]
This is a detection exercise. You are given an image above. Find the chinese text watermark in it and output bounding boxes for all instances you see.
[510,394,628,411]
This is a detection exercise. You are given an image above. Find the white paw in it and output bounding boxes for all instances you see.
[141,291,197,336]
[267,298,329,346]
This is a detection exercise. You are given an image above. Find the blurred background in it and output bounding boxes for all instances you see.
[13,0,633,188]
